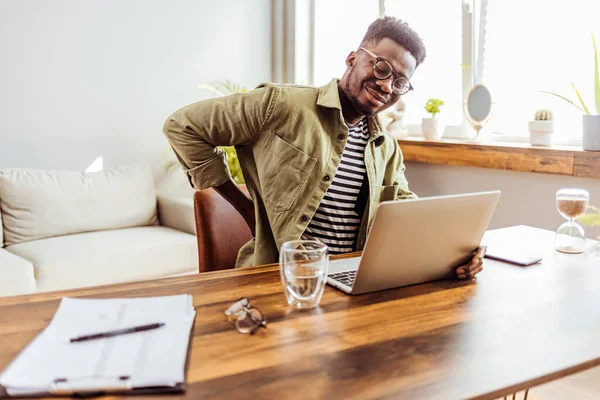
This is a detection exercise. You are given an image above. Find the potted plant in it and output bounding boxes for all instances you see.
[542,34,600,151]
[580,204,600,240]
[422,98,444,140]
[528,109,554,146]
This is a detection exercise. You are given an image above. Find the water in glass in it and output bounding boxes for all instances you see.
[280,241,328,309]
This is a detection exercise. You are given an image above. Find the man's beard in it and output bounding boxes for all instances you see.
[345,67,375,116]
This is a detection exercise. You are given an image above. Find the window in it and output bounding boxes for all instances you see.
[313,0,379,87]
[311,0,600,143]
[312,0,465,136]
[483,0,600,142]
[384,0,464,129]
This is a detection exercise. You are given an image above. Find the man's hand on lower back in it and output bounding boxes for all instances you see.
[214,179,256,236]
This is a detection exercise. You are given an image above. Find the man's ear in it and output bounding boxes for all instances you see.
[346,51,357,67]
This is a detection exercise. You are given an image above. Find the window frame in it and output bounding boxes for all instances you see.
[302,0,582,146]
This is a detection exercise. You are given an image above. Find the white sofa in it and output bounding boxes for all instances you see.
[0,163,198,297]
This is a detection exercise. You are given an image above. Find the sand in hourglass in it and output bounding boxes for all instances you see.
[557,197,588,219]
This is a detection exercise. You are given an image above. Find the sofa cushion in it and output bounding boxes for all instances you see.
[5,226,198,293]
[0,249,36,297]
[0,164,158,246]
[157,195,196,235]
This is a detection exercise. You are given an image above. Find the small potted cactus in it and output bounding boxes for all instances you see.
[528,109,554,146]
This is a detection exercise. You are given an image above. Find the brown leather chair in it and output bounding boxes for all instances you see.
[193,187,252,273]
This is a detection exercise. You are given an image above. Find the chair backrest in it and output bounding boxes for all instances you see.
[193,187,253,272]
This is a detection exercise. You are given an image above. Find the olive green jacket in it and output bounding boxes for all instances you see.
[163,78,416,268]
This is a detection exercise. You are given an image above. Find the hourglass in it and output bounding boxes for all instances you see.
[554,188,589,254]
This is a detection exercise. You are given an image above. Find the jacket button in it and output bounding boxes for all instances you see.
[323,175,331,182]
[300,215,308,222]
[337,134,345,141]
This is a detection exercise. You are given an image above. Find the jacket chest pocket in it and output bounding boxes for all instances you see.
[257,132,317,213]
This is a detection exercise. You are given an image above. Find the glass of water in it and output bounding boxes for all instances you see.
[279,240,328,309]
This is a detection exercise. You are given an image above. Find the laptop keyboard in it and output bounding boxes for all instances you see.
[328,270,358,287]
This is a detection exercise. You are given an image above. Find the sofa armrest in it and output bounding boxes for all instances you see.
[0,249,37,297]
[157,195,196,235]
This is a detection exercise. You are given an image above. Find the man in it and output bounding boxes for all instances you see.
[163,16,484,280]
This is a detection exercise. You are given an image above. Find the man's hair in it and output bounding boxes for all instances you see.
[360,16,426,67]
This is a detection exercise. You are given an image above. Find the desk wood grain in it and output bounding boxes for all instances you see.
[1,226,600,399]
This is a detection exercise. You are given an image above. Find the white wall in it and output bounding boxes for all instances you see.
[0,0,271,172]
[405,162,600,239]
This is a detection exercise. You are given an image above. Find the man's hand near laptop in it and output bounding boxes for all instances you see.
[457,246,486,280]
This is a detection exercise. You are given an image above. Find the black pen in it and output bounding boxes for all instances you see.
[69,322,165,343]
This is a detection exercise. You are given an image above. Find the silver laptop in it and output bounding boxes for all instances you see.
[327,191,501,295]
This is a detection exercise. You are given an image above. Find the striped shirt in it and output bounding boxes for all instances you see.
[301,118,369,254]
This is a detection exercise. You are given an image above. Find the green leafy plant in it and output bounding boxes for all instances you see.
[166,80,247,184]
[534,109,554,121]
[221,146,244,184]
[198,80,248,96]
[197,80,247,184]
[424,98,444,117]
[541,34,600,115]
[580,205,600,239]
[580,205,600,227]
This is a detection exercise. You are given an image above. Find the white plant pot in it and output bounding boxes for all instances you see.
[528,120,554,146]
[422,117,444,140]
[582,114,600,151]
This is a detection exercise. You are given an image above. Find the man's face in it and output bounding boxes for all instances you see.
[340,37,417,116]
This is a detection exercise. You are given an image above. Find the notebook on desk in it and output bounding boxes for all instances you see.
[0,294,196,397]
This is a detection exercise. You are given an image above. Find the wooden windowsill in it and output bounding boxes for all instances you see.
[398,137,600,179]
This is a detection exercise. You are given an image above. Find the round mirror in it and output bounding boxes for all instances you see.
[465,84,493,140]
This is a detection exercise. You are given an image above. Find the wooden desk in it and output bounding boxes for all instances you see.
[1,225,600,399]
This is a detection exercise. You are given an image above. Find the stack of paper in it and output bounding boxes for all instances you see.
[0,294,195,396]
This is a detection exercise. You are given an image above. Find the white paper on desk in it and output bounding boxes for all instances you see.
[0,294,195,395]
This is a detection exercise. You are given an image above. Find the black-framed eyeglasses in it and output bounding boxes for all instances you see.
[225,297,267,335]
[358,47,414,96]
